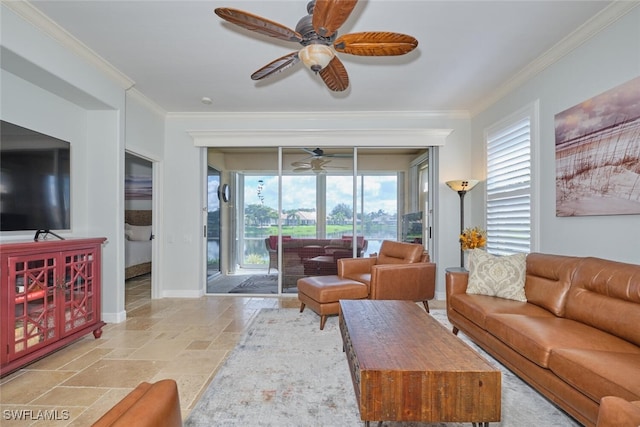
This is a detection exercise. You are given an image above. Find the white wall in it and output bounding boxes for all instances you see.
[164,112,470,298]
[1,4,129,322]
[1,70,88,236]
[470,6,640,264]
[161,117,205,297]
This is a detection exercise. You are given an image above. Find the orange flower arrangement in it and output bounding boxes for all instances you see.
[459,227,487,250]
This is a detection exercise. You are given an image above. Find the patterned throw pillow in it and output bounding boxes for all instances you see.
[466,249,527,302]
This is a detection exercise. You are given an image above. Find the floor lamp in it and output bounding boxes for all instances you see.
[446,180,479,268]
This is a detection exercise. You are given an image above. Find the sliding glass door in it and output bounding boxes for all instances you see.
[355,173,398,256]
[206,167,221,279]
[206,146,430,295]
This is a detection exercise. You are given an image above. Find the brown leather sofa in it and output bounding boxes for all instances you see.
[596,396,640,427]
[92,379,182,427]
[446,253,640,427]
[299,240,436,329]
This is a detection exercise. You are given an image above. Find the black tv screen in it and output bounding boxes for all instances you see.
[1,120,71,231]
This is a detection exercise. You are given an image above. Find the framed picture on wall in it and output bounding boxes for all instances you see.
[555,75,640,216]
[125,175,152,200]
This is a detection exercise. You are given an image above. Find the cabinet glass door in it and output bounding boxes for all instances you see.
[62,249,97,333]
[10,254,58,356]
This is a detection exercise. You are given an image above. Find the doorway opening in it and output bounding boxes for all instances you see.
[124,152,155,306]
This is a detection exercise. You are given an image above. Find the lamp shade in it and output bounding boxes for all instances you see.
[446,179,479,192]
[299,44,335,73]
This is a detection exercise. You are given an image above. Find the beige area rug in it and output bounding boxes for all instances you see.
[186,308,580,426]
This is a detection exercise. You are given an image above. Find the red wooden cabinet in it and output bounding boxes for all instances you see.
[1,238,106,377]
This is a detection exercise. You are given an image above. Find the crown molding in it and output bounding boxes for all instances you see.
[3,0,135,90]
[126,88,167,118]
[470,1,640,116]
[188,128,453,148]
[167,110,470,121]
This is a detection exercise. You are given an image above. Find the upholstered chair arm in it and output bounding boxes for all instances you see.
[368,262,436,301]
[446,269,469,297]
[596,396,640,427]
[92,379,182,427]
[338,257,377,277]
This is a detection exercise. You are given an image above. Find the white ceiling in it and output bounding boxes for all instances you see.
[25,0,614,114]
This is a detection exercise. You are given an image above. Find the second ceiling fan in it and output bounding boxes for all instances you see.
[291,148,352,173]
[214,0,418,92]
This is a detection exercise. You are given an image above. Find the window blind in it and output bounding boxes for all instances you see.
[486,116,531,255]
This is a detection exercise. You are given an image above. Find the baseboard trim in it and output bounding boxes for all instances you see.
[161,289,204,298]
[103,310,127,324]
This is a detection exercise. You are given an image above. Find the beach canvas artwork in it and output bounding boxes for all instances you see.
[555,76,640,216]
[125,175,152,200]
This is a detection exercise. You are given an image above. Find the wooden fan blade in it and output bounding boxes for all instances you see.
[215,8,302,43]
[251,52,300,80]
[291,161,311,168]
[319,56,349,92]
[311,158,331,166]
[334,32,418,56]
[312,0,358,38]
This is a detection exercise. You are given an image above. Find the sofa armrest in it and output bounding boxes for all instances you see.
[446,268,469,297]
[596,396,640,427]
[369,262,436,301]
[338,257,377,277]
[92,379,182,427]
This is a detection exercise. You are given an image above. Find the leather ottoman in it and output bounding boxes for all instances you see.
[297,275,368,330]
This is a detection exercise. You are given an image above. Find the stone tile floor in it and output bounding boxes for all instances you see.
[0,274,444,426]
[0,275,300,425]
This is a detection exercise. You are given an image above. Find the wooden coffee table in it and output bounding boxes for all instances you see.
[339,300,501,426]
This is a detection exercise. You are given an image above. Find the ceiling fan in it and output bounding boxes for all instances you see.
[291,148,351,173]
[214,0,418,92]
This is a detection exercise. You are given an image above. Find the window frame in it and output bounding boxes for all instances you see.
[484,101,540,255]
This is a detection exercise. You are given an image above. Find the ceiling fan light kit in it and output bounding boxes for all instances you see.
[214,0,418,92]
[299,44,335,73]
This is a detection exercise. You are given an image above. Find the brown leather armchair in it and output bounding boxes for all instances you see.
[92,379,182,427]
[338,240,436,311]
[298,240,436,329]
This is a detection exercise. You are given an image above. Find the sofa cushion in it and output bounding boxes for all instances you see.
[485,314,640,368]
[466,250,527,302]
[449,293,553,330]
[549,349,640,403]
[524,253,581,317]
[565,257,640,346]
[297,275,368,303]
[342,272,371,286]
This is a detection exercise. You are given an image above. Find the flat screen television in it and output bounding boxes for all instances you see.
[1,120,71,232]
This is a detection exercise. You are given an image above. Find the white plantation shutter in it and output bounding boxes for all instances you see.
[486,115,532,255]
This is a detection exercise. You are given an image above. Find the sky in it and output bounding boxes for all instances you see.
[555,75,640,145]
[208,173,398,214]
